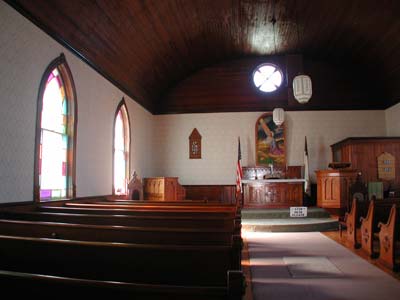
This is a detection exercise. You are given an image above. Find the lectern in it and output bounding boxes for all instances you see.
[315,169,358,215]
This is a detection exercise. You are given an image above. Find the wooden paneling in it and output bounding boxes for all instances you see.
[6,0,400,114]
[286,166,302,179]
[331,137,400,190]
[183,185,236,204]
[162,57,382,113]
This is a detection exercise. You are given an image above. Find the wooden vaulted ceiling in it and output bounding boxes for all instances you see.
[6,0,400,114]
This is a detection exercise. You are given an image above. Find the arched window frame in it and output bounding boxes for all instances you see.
[112,98,131,195]
[34,54,77,202]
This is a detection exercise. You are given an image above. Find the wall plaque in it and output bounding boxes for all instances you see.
[189,128,202,159]
[377,152,395,180]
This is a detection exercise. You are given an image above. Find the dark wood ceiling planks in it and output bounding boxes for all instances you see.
[5,0,400,114]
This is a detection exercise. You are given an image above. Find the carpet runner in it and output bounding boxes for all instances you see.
[245,231,400,300]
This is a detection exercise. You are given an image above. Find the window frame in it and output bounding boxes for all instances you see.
[34,54,77,202]
[252,63,284,93]
[112,98,131,196]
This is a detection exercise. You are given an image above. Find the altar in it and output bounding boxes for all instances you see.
[242,178,305,208]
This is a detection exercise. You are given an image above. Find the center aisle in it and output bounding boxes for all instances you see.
[244,231,400,300]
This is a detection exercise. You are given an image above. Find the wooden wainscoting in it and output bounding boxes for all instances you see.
[183,185,236,204]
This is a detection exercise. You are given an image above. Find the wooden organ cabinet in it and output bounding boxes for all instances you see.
[330,137,400,188]
[143,177,186,201]
[315,169,358,214]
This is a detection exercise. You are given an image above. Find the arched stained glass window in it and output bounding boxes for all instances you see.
[35,54,77,201]
[113,100,130,195]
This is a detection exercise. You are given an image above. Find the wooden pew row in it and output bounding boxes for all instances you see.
[360,198,400,257]
[93,200,242,212]
[64,202,240,214]
[0,218,242,269]
[0,235,245,299]
[0,218,241,246]
[0,269,241,299]
[41,205,239,218]
[38,206,242,233]
[339,199,370,248]
[92,199,240,207]
[378,204,400,271]
[0,210,240,232]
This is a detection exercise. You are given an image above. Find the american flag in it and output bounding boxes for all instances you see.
[236,137,243,195]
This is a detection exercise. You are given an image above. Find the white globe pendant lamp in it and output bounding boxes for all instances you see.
[293,74,312,104]
[273,108,285,126]
[292,0,312,105]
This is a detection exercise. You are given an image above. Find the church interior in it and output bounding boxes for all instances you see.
[0,0,400,298]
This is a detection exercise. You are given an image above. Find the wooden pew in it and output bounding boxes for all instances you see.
[91,199,240,208]
[64,202,240,214]
[0,210,240,233]
[40,205,239,218]
[93,200,242,212]
[0,218,239,245]
[0,269,242,299]
[360,199,400,257]
[339,198,369,248]
[38,206,241,233]
[0,218,242,269]
[0,235,244,298]
[377,204,400,271]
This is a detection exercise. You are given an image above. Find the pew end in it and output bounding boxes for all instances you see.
[377,204,400,271]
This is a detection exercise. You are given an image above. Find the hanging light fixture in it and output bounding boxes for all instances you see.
[292,0,312,104]
[293,75,312,103]
[273,108,285,126]
[270,2,284,127]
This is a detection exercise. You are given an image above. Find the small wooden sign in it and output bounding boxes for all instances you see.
[290,206,307,218]
[189,128,202,159]
[377,152,395,180]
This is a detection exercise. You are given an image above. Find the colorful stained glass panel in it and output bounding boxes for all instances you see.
[39,67,70,201]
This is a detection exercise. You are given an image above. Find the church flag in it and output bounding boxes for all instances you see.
[304,136,311,196]
[236,137,243,195]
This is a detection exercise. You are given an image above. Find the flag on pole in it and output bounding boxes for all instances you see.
[304,136,311,196]
[236,137,243,195]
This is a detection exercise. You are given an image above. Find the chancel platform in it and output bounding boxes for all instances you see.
[242,208,338,232]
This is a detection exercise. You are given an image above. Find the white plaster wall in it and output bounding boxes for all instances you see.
[0,2,153,202]
[125,98,155,179]
[152,110,386,185]
[385,102,400,136]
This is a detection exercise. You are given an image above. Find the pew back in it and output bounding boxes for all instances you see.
[0,235,239,285]
[39,205,238,218]
[0,210,239,230]
[0,219,238,245]
[0,269,237,299]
